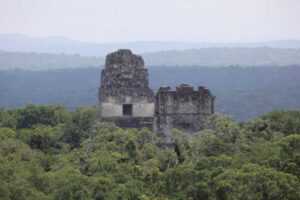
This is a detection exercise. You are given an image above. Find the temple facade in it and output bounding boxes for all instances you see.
[99,49,215,136]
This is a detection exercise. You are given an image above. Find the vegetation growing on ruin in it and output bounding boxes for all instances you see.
[0,105,300,200]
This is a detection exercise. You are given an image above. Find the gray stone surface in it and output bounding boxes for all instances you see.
[154,84,215,139]
[99,49,215,137]
[99,49,154,104]
[99,49,155,123]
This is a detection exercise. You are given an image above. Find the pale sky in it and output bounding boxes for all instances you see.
[0,0,300,43]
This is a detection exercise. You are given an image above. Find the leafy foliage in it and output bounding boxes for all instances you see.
[0,106,300,199]
[16,105,71,129]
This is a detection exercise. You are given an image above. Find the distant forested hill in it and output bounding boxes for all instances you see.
[2,34,300,56]
[1,66,300,121]
[2,47,300,70]
[0,50,102,70]
[143,48,300,66]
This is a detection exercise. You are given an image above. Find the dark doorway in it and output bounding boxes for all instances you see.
[123,104,133,116]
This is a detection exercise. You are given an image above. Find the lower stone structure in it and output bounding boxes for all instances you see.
[154,84,215,139]
[99,49,215,137]
[100,117,154,129]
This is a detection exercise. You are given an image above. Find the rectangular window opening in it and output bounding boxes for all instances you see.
[123,104,133,116]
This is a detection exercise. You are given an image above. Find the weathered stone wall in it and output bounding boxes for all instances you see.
[154,84,215,138]
[99,49,155,124]
[99,49,215,135]
[99,117,154,129]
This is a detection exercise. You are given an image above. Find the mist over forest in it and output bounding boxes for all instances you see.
[2,47,300,70]
[1,35,300,121]
[1,66,300,121]
[2,34,300,70]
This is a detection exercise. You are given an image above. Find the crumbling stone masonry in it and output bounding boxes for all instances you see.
[99,49,155,129]
[154,84,215,139]
[99,49,215,136]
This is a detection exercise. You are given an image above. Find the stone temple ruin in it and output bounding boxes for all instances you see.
[99,49,215,137]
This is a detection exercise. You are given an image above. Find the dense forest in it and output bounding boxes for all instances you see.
[1,66,300,121]
[0,105,300,199]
